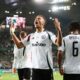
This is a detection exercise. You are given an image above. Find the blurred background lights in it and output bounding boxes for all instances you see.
[72,2,77,6]
[52,6,59,12]
[48,10,52,12]
[52,5,70,12]
[32,11,35,14]
[49,17,53,20]
[52,0,69,3]
[33,0,45,4]
[5,10,10,13]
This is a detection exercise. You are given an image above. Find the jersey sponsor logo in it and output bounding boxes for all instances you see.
[32,42,46,46]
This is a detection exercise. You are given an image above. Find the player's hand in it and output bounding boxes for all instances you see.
[54,18,61,31]
[12,68,16,74]
[10,23,15,35]
[59,67,64,75]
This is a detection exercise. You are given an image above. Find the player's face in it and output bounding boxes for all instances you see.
[34,16,45,29]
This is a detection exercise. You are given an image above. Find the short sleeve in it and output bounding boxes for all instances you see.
[48,31,56,44]
[21,35,30,47]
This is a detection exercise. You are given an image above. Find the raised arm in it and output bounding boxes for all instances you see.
[10,24,24,48]
[57,50,64,75]
[54,18,62,46]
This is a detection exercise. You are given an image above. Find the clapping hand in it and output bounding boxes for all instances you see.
[54,18,61,31]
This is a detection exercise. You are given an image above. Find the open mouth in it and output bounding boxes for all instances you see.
[35,22,38,24]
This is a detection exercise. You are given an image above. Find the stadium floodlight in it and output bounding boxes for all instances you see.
[66,6,70,10]
[48,10,52,12]
[29,12,32,14]
[52,6,59,12]
[16,11,19,14]
[72,2,77,6]
[60,6,70,10]
[49,17,53,20]
[51,0,69,3]
[32,11,35,14]
[49,17,54,21]
[33,0,45,4]
[51,5,71,12]
[20,11,22,14]
[12,2,18,6]
[5,10,10,13]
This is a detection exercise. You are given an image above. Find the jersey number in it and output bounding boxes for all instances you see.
[72,41,78,57]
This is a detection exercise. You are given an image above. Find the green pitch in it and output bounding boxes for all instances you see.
[54,71,63,80]
[0,73,18,80]
[0,71,63,80]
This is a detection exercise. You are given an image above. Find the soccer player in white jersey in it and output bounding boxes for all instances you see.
[10,15,62,80]
[12,31,31,80]
[58,22,80,80]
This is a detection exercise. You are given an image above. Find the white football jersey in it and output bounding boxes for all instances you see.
[13,45,32,69]
[22,45,32,68]
[22,31,56,69]
[59,34,80,74]
[13,45,24,69]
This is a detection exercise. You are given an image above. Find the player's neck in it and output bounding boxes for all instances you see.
[36,28,44,32]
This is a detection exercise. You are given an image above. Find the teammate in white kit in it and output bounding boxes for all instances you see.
[12,31,31,80]
[58,22,80,80]
[10,15,62,80]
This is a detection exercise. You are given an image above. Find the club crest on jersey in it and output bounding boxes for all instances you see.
[41,35,46,39]
[31,37,34,39]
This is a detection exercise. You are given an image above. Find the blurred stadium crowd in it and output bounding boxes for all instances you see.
[0,29,13,69]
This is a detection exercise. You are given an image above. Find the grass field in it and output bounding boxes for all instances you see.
[54,71,63,80]
[0,71,63,80]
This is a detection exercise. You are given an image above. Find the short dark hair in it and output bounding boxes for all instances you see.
[36,15,46,25]
[69,22,80,32]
